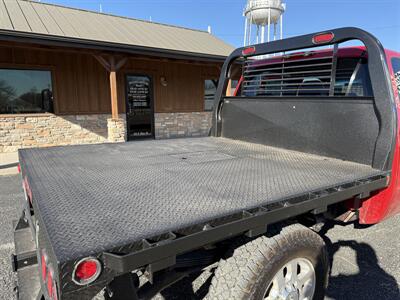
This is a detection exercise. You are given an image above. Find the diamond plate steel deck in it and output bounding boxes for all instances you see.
[19,137,381,262]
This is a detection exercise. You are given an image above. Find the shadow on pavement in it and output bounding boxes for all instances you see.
[321,221,400,300]
[156,220,400,300]
[159,269,215,300]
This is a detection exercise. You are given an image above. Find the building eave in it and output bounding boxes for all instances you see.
[0,30,229,63]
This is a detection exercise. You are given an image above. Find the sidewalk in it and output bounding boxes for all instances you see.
[0,152,19,176]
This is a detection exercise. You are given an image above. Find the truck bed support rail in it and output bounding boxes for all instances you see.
[103,173,388,276]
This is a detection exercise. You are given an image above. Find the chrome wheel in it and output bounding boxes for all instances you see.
[264,257,316,300]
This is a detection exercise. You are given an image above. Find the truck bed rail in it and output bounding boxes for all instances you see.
[103,173,388,275]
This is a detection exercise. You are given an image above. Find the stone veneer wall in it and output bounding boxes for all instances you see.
[0,114,126,153]
[154,112,212,139]
[107,116,127,143]
[0,112,212,152]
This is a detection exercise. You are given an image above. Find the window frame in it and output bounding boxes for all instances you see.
[0,64,57,116]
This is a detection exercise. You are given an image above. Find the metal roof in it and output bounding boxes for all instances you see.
[0,0,234,60]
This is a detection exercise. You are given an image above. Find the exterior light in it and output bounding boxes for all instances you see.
[242,46,256,56]
[23,176,33,204]
[312,32,334,44]
[40,249,48,282]
[160,76,168,87]
[46,267,54,298]
[40,249,58,300]
[46,264,58,300]
[72,257,102,285]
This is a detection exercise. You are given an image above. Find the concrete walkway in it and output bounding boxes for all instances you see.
[0,152,19,176]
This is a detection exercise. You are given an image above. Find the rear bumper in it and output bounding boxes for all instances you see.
[12,217,42,300]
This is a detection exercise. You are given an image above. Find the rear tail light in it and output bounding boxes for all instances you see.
[46,265,58,300]
[40,249,59,300]
[40,250,48,282]
[51,280,58,300]
[46,267,54,298]
[23,177,33,205]
[17,164,21,173]
[72,257,102,285]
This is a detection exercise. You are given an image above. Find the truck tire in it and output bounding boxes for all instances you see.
[206,224,329,300]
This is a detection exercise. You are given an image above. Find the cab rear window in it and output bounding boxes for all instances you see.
[334,58,372,97]
[241,55,373,97]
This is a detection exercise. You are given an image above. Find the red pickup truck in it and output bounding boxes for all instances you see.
[12,27,400,300]
[358,48,400,223]
[233,45,400,225]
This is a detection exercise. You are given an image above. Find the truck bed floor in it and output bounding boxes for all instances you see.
[19,137,382,262]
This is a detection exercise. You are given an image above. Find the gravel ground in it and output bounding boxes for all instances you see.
[0,175,23,300]
[1,175,399,300]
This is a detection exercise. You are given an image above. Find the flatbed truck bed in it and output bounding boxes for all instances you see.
[12,28,400,300]
[19,137,384,263]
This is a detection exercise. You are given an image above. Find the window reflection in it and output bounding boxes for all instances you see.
[0,69,53,114]
[204,79,217,111]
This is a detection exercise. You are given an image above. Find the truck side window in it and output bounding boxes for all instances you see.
[392,58,400,97]
[392,58,400,74]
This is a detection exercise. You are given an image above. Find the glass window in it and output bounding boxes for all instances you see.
[204,79,217,111]
[392,58,400,95]
[240,56,373,97]
[392,58,400,74]
[334,58,372,97]
[230,79,239,96]
[0,69,53,114]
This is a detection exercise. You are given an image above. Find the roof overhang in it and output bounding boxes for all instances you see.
[0,29,228,63]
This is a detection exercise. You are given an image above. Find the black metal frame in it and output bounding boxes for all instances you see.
[102,173,388,275]
[329,43,339,96]
[211,27,397,171]
[11,218,37,273]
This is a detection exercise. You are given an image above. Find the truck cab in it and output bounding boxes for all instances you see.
[232,46,400,224]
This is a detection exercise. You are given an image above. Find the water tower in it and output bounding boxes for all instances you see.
[243,0,286,46]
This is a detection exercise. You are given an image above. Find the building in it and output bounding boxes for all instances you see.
[0,0,233,152]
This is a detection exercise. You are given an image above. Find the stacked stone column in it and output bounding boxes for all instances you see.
[107,116,127,143]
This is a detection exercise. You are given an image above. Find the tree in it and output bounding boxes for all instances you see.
[0,80,16,113]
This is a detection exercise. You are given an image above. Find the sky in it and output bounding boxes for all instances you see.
[43,0,400,51]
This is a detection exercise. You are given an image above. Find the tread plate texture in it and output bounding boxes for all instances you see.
[19,137,381,262]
